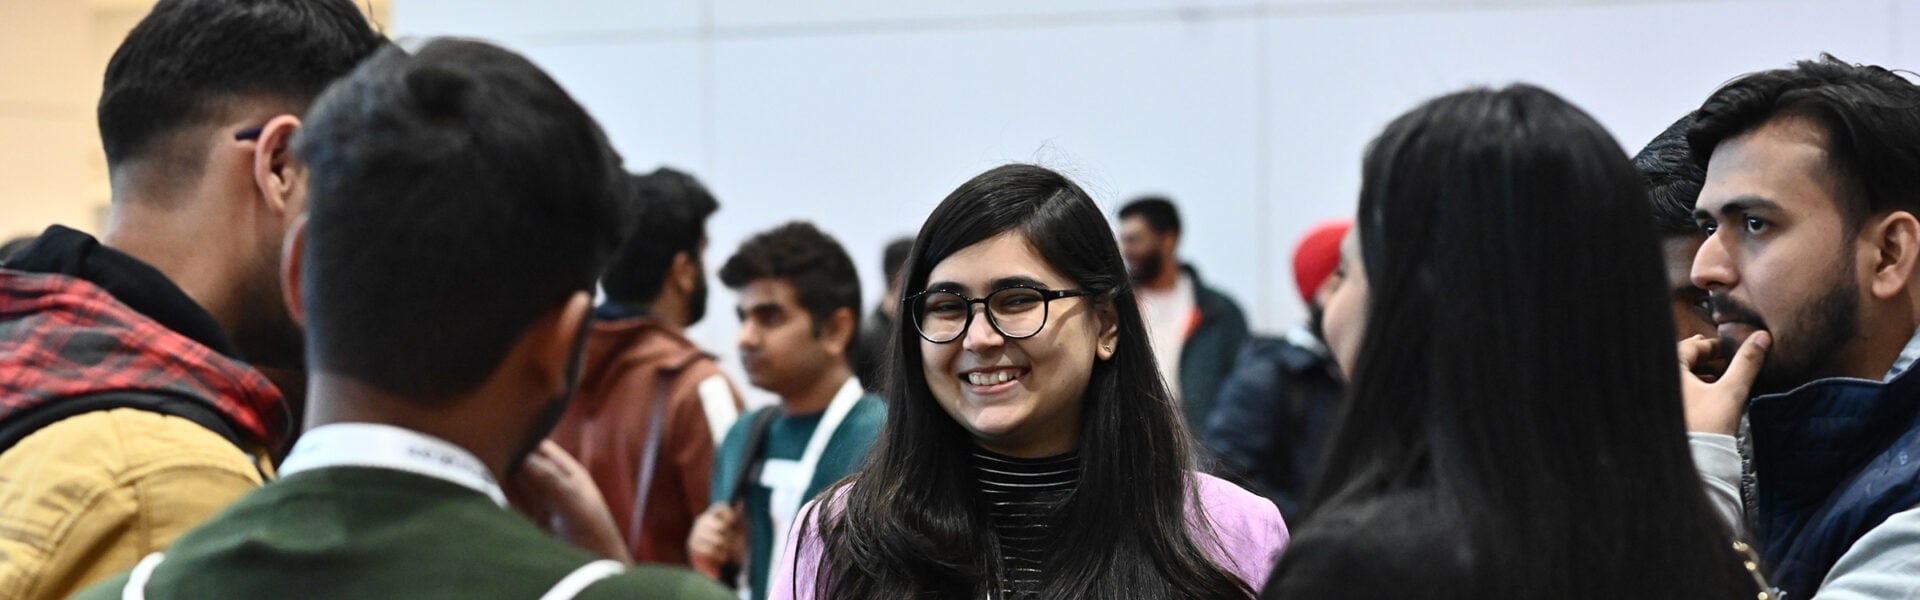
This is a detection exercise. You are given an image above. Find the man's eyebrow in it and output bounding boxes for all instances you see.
[1694,195,1782,220]
[740,302,782,315]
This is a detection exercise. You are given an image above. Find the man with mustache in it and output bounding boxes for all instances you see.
[76,39,730,599]
[1683,55,1920,598]
[1117,197,1249,431]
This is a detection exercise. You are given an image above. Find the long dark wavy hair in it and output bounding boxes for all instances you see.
[1266,85,1755,599]
[796,164,1252,598]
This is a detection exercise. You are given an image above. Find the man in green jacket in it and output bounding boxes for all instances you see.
[1119,197,1251,430]
[78,39,728,599]
[689,222,885,600]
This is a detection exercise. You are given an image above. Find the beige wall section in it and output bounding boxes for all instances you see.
[0,0,101,242]
[0,0,389,245]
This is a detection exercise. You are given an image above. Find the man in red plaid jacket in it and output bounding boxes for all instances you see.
[0,2,385,598]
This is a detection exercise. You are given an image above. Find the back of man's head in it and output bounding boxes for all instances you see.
[1635,113,1707,237]
[881,237,913,286]
[1690,55,1920,228]
[601,167,719,307]
[1119,196,1182,236]
[719,221,862,341]
[294,39,626,402]
[100,0,386,185]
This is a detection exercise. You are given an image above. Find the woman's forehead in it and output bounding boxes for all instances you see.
[926,231,1072,291]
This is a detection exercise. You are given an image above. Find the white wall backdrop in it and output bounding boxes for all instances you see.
[392,0,1916,406]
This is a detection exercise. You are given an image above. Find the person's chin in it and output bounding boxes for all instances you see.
[745,371,777,394]
[964,405,1031,440]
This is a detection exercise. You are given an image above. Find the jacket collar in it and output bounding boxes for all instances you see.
[1750,330,1920,530]
[6,225,239,358]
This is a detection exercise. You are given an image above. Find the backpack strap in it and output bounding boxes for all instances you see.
[728,406,781,505]
[627,353,707,550]
[717,405,781,588]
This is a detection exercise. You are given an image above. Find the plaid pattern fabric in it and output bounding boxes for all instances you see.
[0,269,284,446]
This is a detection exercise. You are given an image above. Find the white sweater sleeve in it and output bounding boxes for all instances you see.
[1689,432,1745,536]
[1813,505,1920,599]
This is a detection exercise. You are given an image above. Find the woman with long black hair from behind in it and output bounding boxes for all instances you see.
[769,164,1289,598]
[1261,85,1767,599]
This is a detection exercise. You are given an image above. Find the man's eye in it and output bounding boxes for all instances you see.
[1745,217,1768,233]
[1699,221,1718,235]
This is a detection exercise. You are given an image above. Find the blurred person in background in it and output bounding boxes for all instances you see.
[689,222,885,600]
[854,236,913,394]
[550,167,745,566]
[1203,219,1349,517]
[1118,196,1249,431]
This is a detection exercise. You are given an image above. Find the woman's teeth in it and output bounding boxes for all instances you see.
[967,371,1016,386]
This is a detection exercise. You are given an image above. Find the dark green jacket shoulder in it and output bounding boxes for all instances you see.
[1178,264,1250,428]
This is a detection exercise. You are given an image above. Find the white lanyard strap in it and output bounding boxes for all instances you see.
[279,423,508,506]
[121,552,165,600]
[540,559,626,600]
[796,378,863,479]
[760,377,863,575]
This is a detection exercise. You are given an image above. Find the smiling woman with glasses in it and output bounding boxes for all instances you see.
[766,163,1288,599]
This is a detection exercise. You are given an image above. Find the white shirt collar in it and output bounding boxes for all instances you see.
[1283,324,1329,358]
[278,423,508,507]
[1887,325,1920,382]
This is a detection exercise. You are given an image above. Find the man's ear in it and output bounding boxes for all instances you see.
[822,306,858,359]
[250,114,303,215]
[1866,211,1920,300]
[1094,300,1120,361]
[670,251,698,294]
[527,291,594,393]
[280,213,308,326]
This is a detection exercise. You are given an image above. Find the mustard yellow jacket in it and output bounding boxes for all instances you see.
[0,409,272,600]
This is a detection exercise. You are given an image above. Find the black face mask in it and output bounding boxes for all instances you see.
[507,312,595,475]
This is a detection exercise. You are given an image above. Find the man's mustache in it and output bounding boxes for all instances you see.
[1708,293,1769,331]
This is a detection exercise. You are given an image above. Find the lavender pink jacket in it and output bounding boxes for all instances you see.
[767,472,1290,598]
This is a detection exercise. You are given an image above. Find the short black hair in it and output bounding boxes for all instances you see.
[881,237,913,287]
[1634,113,1707,237]
[601,167,720,306]
[1118,196,1182,236]
[294,39,626,401]
[719,221,862,341]
[1690,54,1920,229]
[99,0,387,176]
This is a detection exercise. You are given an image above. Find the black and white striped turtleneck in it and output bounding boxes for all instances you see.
[973,448,1080,598]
